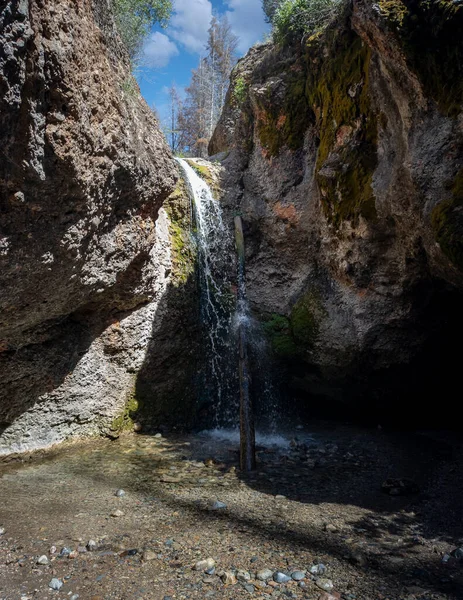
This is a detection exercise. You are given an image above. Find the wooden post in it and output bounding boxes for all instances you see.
[234,216,256,472]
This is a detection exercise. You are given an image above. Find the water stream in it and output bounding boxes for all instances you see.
[176,158,280,436]
[176,159,237,427]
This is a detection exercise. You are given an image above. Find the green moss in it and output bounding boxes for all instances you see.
[164,179,196,286]
[110,393,139,433]
[263,290,326,358]
[378,0,463,116]
[307,27,378,227]
[290,291,321,346]
[256,64,313,157]
[432,168,463,271]
[263,314,299,357]
[185,160,221,199]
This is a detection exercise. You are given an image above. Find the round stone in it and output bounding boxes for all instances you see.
[48,578,63,591]
[274,572,291,583]
[315,578,334,592]
[195,557,216,572]
[115,489,126,497]
[291,571,305,581]
[37,555,49,565]
[257,569,273,581]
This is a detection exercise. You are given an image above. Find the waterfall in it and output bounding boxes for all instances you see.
[176,158,237,427]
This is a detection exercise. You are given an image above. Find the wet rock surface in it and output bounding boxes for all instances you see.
[0,424,461,599]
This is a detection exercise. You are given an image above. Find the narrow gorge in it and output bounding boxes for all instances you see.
[0,1,462,599]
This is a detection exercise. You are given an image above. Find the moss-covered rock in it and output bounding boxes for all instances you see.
[378,0,463,116]
[263,290,326,358]
[164,179,196,286]
[109,392,139,434]
[432,168,463,271]
[307,25,378,226]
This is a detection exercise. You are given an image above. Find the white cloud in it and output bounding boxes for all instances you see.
[225,0,270,54]
[170,0,213,54]
[143,32,179,68]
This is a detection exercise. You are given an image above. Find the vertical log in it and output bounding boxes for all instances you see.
[234,216,256,472]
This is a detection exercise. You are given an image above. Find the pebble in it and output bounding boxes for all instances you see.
[222,571,237,585]
[0,527,4,535]
[133,422,142,432]
[325,523,338,533]
[111,509,124,517]
[115,489,126,497]
[275,495,286,500]
[49,545,57,554]
[237,569,251,582]
[315,578,334,592]
[154,433,163,438]
[257,569,274,581]
[244,584,255,593]
[48,578,63,591]
[210,500,227,510]
[274,572,291,583]
[309,563,326,575]
[87,540,98,551]
[37,555,49,565]
[291,571,305,581]
[318,593,341,600]
[143,550,156,561]
[195,558,216,572]
[60,547,72,556]
[70,596,79,600]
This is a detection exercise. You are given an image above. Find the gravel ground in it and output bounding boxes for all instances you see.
[0,423,462,600]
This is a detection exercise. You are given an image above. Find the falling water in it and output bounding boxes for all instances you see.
[176,159,237,427]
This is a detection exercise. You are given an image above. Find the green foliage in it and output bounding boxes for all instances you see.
[233,77,248,106]
[263,314,298,357]
[377,0,463,116]
[273,0,343,43]
[111,0,172,61]
[262,0,282,23]
[432,169,463,271]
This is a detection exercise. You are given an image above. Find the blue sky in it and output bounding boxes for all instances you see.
[136,0,270,122]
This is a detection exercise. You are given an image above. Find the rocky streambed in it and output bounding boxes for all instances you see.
[0,424,462,600]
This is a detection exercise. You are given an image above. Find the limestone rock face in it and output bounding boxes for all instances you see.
[210,0,463,422]
[0,0,177,453]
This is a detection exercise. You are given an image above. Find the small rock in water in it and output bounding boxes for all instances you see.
[210,500,227,510]
[274,572,291,583]
[309,563,326,575]
[48,578,63,590]
[222,571,237,585]
[111,509,124,518]
[291,571,305,581]
[257,569,273,581]
[87,540,97,551]
[60,547,72,556]
[115,489,126,497]
[195,558,216,572]
[37,555,49,565]
[315,578,334,592]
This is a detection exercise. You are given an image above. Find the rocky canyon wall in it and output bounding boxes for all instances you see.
[210,0,463,424]
[0,0,193,454]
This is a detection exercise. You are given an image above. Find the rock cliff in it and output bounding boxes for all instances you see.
[0,0,180,453]
[210,0,463,424]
